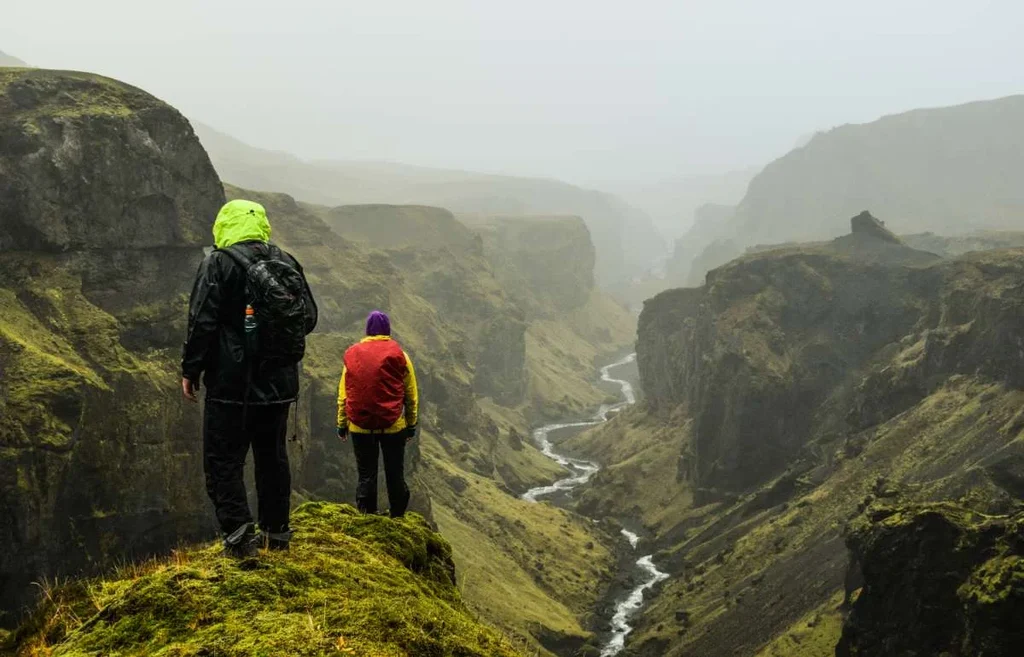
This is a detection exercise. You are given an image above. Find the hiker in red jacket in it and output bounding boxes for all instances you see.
[336,311,419,517]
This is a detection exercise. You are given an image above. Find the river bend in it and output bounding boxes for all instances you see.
[522,353,668,656]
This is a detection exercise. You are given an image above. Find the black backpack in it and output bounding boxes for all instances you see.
[220,243,313,367]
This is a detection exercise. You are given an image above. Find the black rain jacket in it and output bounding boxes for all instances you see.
[181,241,317,405]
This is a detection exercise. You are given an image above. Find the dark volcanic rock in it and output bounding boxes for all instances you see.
[849,210,901,244]
[838,503,1024,656]
[0,70,221,252]
[0,68,225,620]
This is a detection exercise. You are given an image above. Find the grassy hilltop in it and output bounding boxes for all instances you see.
[5,502,525,657]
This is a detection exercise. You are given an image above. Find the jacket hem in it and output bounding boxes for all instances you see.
[206,397,297,406]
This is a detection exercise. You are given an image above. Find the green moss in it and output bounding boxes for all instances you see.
[961,555,1024,606]
[0,69,158,120]
[7,502,525,657]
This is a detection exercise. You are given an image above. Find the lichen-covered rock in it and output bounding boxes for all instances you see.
[0,68,225,617]
[838,503,1024,656]
[0,69,221,252]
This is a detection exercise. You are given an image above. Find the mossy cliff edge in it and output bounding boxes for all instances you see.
[3,502,525,657]
[565,214,1024,655]
[838,503,1024,656]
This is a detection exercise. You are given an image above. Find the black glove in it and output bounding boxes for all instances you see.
[337,426,349,441]
[405,425,418,440]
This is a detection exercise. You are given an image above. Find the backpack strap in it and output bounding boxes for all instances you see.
[216,244,259,425]
[217,243,255,272]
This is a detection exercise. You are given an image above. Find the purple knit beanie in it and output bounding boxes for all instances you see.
[366,310,391,336]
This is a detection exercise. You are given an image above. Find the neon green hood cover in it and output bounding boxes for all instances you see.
[213,199,272,249]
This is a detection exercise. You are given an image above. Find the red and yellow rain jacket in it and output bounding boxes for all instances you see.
[337,336,419,434]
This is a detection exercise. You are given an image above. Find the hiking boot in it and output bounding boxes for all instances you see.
[223,523,259,559]
[263,529,293,551]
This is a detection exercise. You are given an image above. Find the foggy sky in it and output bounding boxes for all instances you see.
[4,1,1023,185]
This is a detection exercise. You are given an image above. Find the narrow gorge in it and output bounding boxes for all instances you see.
[563,212,1024,656]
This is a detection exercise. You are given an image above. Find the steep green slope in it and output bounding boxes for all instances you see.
[193,121,664,287]
[566,213,1024,655]
[0,68,224,617]
[5,502,526,657]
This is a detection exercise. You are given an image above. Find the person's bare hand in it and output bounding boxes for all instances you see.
[182,377,199,403]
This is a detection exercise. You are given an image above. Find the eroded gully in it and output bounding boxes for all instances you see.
[522,353,669,657]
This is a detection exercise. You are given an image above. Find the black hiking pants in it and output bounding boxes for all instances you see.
[351,433,410,517]
[203,402,292,536]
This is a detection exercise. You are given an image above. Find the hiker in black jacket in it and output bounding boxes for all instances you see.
[182,199,317,557]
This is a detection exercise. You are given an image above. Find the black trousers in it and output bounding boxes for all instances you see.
[203,402,292,535]
[351,433,410,517]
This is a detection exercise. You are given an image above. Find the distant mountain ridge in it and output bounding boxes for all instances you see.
[606,168,757,242]
[193,122,665,286]
[670,94,1024,285]
[0,49,29,67]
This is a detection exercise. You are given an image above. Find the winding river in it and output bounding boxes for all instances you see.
[522,353,669,656]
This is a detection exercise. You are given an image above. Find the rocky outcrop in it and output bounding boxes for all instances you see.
[838,503,1024,656]
[0,69,225,616]
[848,210,901,244]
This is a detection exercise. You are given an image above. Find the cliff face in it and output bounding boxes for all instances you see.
[323,204,480,252]
[0,69,225,614]
[639,213,942,495]
[466,215,596,318]
[838,504,1024,657]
